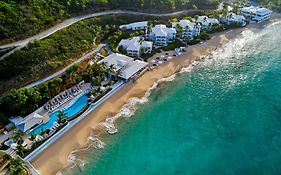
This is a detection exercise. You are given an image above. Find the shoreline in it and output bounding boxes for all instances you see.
[31,27,245,174]
[31,17,281,174]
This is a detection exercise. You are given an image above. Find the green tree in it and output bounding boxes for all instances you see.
[0,88,42,116]
[176,24,183,37]
[168,18,178,24]
[184,16,193,22]
[9,158,25,175]
[57,111,67,124]
[29,133,36,141]
[12,131,23,145]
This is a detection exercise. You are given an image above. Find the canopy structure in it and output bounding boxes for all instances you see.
[99,53,148,80]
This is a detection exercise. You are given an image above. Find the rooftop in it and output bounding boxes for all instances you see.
[10,113,44,133]
[119,37,153,51]
[99,53,134,71]
[172,20,198,30]
[141,41,153,48]
[226,12,246,21]
[240,6,272,15]
[130,21,148,28]
[119,21,148,30]
[121,60,148,79]
[197,16,219,25]
[151,25,176,37]
[99,53,148,80]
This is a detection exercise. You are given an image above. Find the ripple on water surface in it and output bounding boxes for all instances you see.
[68,23,281,175]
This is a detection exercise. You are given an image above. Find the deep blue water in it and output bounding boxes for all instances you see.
[69,22,281,175]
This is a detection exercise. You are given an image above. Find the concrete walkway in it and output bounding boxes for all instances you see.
[23,81,124,162]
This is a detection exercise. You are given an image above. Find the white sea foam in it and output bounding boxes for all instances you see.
[100,72,178,134]
[58,27,258,174]
[57,152,86,175]
[57,134,107,174]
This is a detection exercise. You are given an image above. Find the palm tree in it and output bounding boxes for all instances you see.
[203,17,208,27]
[40,128,46,136]
[185,25,190,38]
[114,69,122,80]
[146,23,153,39]
[92,76,102,86]
[195,22,201,36]
[176,24,183,38]
[194,15,199,22]
[57,111,67,124]
[109,64,115,72]
[208,23,212,31]
[9,158,25,175]
[29,133,36,141]
[108,64,118,79]
[12,131,23,145]
[16,144,25,157]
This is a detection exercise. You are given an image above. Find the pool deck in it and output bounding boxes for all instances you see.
[27,84,91,135]
[23,81,125,162]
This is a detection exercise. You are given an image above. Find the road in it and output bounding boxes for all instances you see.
[4,9,201,87]
[0,9,200,54]
[25,44,105,88]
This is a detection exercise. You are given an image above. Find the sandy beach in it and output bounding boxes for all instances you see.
[31,25,252,175]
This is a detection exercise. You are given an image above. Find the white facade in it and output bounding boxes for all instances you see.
[240,6,272,23]
[119,21,148,31]
[119,37,153,57]
[172,20,201,39]
[10,113,45,133]
[220,13,247,26]
[196,16,219,30]
[148,25,177,46]
[99,53,148,80]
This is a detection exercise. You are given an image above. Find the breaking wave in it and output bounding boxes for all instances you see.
[57,27,260,175]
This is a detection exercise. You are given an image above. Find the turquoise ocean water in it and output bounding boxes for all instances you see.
[68,22,281,175]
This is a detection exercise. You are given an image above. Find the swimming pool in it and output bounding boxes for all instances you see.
[4,139,13,146]
[30,94,88,135]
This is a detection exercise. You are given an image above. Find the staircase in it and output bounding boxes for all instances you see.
[5,148,17,158]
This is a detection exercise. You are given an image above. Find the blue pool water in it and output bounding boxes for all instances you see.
[4,139,13,146]
[68,22,281,175]
[30,94,88,135]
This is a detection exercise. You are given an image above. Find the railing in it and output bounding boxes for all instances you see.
[23,81,125,162]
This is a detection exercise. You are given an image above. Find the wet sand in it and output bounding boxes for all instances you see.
[31,27,247,175]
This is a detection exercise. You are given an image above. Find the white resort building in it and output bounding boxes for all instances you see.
[10,112,46,133]
[196,16,219,30]
[119,37,153,57]
[240,6,272,23]
[220,12,247,26]
[119,21,148,31]
[172,19,201,39]
[148,24,176,46]
[99,53,148,80]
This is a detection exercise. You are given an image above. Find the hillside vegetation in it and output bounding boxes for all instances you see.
[256,0,281,12]
[0,0,220,43]
[0,13,206,94]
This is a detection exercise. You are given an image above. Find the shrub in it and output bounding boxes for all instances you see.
[199,32,211,40]
[185,38,201,45]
